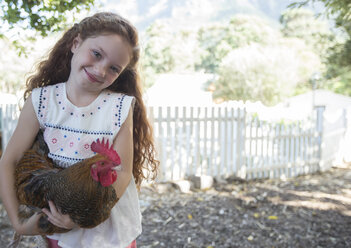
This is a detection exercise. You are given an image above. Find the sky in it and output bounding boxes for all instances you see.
[95,0,326,32]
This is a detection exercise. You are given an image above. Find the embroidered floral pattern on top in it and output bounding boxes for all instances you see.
[32,82,134,168]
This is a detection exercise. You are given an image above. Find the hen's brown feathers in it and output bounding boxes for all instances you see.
[15,149,57,208]
[15,134,119,235]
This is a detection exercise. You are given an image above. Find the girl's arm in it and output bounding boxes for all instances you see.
[112,106,134,198]
[0,96,41,235]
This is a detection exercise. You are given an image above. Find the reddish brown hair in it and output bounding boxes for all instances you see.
[24,12,159,186]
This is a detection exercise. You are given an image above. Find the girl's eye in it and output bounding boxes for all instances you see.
[93,50,101,58]
[111,66,120,74]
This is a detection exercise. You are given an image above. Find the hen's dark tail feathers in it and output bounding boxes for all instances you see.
[32,130,49,156]
[23,169,58,204]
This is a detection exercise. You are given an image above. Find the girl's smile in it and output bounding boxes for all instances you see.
[66,34,131,106]
[83,68,103,84]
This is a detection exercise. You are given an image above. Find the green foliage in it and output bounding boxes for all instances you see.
[290,0,351,23]
[141,11,332,104]
[196,15,280,73]
[142,22,175,74]
[0,0,97,93]
[197,13,327,105]
[1,0,95,36]
[280,8,334,57]
[141,21,201,88]
[325,39,351,94]
[212,41,321,105]
[280,7,336,92]
[291,1,351,96]
[140,22,176,88]
[326,70,351,95]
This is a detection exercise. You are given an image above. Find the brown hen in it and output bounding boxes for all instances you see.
[15,133,120,235]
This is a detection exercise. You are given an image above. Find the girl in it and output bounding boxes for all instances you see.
[0,12,158,248]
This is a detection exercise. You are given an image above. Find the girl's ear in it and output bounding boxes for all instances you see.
[71,34,82,53]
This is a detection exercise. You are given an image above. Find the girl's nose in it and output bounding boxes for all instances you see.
[94,62,107,78]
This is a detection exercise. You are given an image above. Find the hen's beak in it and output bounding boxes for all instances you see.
[112,165,122,171]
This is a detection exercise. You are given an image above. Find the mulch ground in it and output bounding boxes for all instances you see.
[1,164,351,248]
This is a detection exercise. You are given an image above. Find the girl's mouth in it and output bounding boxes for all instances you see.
[84,68,102,83]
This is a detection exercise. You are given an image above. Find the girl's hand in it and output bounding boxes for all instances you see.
[14,212,42,235]
[42,201,78,230]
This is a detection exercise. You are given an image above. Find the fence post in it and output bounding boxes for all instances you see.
[315,105,326,170]
[236,107,247,179]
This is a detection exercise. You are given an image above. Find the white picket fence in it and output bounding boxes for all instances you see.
[0,103,347,182]
[0,104,19,153]
[149,105,338,181]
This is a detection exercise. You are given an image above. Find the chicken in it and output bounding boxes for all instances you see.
[15,133,120,235]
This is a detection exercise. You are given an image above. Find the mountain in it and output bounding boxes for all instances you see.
[103,0,323,31]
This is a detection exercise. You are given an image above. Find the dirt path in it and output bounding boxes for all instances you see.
[1,165,351,247]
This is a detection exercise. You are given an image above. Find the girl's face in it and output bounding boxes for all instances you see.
[69,33,131,93]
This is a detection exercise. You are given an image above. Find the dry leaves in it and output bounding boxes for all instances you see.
[1,165,351,247]
[137,165,351,247]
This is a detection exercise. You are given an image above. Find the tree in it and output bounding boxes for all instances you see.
[0,0,97,95]
[291,0,350,24]
[1,0,95,36]
[140,21,200,88]
[211,40,321,105]
[198,14,326,104]
[196,15,281,74]
[280,8,334,57]
[280,7,337,92]
[291,0,351,96]
[1,0,96,55]
[141,21,176,76]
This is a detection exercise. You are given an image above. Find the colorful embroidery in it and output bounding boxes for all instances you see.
[36,83,133,169]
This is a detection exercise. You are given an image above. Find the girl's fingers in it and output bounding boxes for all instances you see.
[43,208,65,228]
[48,217,64,228]
[42,208,52,218]
[48,200,59,216]
[42,201,74,229]
[43,204,61,226]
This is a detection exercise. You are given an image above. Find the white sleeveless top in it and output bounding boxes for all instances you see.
[31,83,142,248]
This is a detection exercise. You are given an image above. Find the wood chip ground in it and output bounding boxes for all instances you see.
[1,165,351,248]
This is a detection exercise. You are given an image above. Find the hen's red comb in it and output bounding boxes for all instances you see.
[91,138,121,164]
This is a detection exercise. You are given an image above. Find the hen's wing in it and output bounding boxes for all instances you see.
[15,149,60,208]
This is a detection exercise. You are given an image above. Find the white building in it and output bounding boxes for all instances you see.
[144,73,214,106]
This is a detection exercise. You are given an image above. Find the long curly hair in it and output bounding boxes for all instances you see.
[24,12,159,186]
